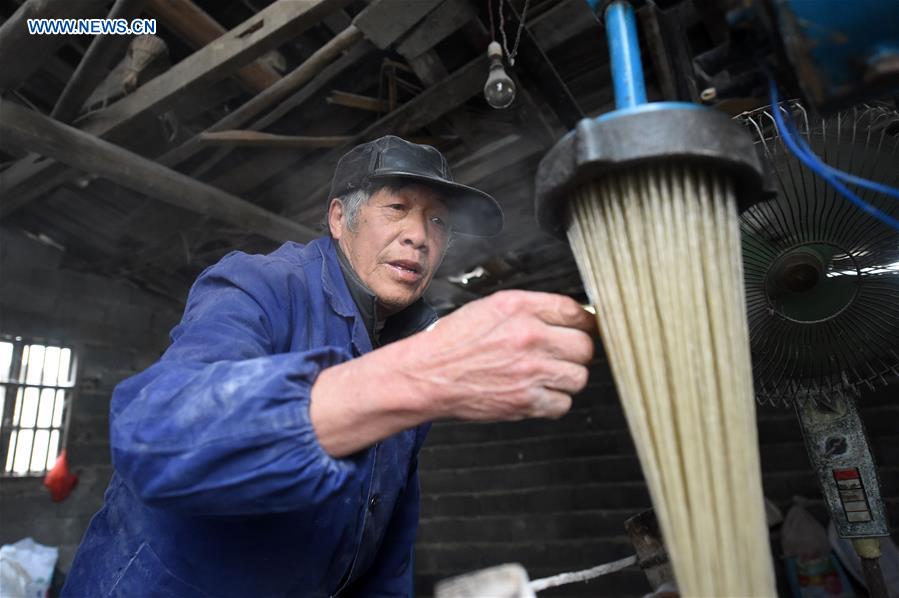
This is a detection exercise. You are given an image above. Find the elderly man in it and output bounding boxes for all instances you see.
[63,136,594,597]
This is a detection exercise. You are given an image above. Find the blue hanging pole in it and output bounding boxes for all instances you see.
[603,1,648,109]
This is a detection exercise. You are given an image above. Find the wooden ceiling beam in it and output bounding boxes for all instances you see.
[187,40,373,181]
[169,0,457,181]
[0,0,354,219]
[275,53,490,220]
[452,134,545,187]
[395,0,477,60]
[143,0,282,94]
[0,0,108,93]
[501,2,584,129]
[0,99,319,245]
[51,0,147,124]
[199,131,352,149]
[197,130,458,149]
[150,24,364,170]
[353,0,444,50]
[526,0,599,52]
[406,50,450,88]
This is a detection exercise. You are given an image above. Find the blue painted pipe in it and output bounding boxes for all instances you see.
[604,1,648,109]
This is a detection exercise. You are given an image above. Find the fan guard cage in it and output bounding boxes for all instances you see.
[738,104,899,405]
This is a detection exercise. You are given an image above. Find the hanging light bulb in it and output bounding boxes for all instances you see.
[483,41,516,109]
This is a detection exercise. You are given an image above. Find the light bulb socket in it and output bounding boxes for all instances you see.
[487,41,503,59]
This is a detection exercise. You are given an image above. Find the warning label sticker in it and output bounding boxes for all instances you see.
[833,468,872,523]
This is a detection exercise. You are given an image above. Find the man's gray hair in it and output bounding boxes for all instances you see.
[339,187,371,232]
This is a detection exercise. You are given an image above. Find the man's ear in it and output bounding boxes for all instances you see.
[328,198,345,239]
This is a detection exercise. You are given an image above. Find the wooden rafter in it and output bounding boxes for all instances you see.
[352,0,444,50]
[198,132,353,148]
[197,130,458,149]
[527,0,598,52]
[51,0,147,124]
[161,0,455,175]
[153,24,364,169]
[0,0,108,92]
[144,0,282,94]
[274,53,490,220]
[0,0,354,219]
[0,99,318,244]
[395,0,477,60]
[501,1,584,129]
[187,39,373,180]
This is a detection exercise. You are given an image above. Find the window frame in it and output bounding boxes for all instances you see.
[0,334,79,478]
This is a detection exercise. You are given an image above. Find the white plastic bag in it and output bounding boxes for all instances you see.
[0,538,58,598]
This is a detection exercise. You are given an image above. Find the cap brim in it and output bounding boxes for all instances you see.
[370,172,504,237]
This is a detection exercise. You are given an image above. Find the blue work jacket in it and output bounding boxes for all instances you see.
[63,237,436,597]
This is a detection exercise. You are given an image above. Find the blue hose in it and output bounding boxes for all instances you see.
[604,1,647,109]
[768,79,899,230]
[778,109,899,201]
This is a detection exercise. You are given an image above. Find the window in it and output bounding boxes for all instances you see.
[0,337,77,476]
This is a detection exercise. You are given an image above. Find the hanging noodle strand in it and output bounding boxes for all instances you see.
[567,163,776,596]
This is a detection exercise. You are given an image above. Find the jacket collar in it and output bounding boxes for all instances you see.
[334,243,381,342]
[318,237,372,354]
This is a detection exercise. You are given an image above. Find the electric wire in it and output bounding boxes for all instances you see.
[738,102,899,402]
[768,80,899,230]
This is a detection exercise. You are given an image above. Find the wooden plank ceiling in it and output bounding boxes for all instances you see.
[0,0,627,311]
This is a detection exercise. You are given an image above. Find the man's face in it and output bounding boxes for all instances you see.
[329,183,451,314]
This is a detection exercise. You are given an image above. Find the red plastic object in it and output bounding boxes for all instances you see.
[43,449,78,502]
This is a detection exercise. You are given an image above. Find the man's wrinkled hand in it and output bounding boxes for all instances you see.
[411,290,596,421]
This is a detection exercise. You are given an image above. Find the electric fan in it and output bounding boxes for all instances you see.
[740,103,899,597]
[740,104,899,404]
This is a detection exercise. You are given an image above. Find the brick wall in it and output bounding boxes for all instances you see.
[0,226,181,572]
[415,352,898,597]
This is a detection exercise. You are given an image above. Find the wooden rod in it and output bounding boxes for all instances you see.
[326,90,389,112]
[198,131,352,148]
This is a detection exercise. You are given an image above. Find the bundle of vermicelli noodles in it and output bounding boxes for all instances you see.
[567,163,776,596]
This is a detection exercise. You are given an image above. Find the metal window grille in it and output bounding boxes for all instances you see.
[0,336,77,477]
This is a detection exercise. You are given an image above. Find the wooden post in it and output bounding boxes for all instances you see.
[0,99,318,245]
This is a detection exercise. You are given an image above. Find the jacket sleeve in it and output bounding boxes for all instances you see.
[109,252,359,515]
[347,426,431,597]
